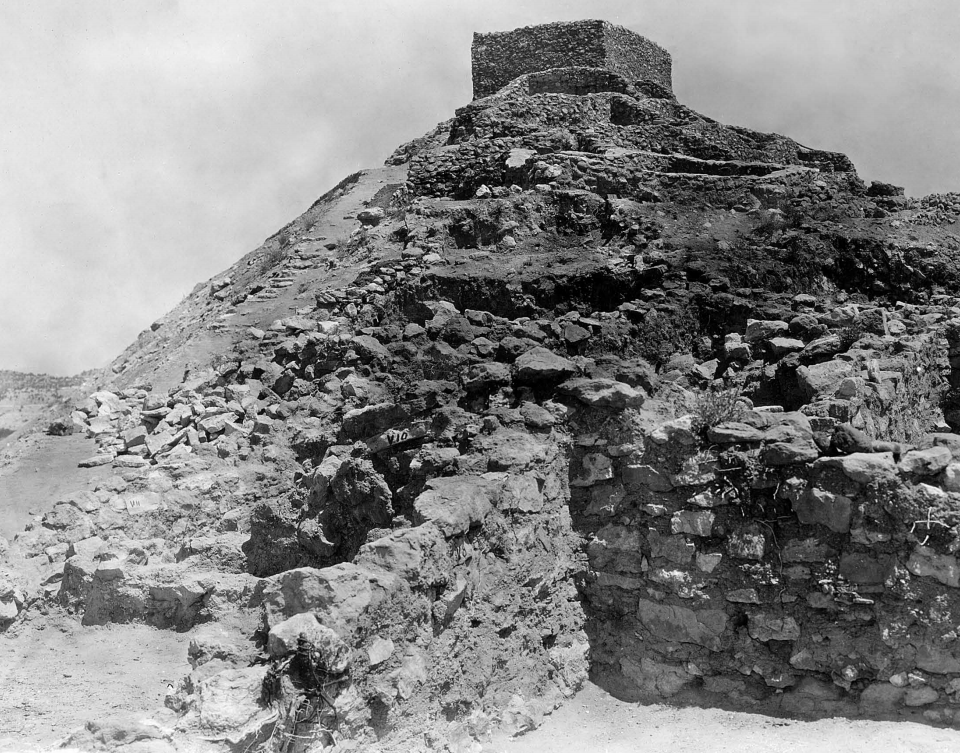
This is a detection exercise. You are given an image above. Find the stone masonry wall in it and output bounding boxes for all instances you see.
[527,67,633,97]
[602,22,673,94]
[472,20,672,99]
[408,140,820,205]
[568,346,960,727]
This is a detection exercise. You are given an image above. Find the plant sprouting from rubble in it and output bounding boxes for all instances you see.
[692,383,746,434]
[837,324,865,352]
[259,244,288,274]
[751,211,787,239]
[331,227,373,261]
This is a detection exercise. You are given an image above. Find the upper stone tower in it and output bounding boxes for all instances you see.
[471,19,673,100]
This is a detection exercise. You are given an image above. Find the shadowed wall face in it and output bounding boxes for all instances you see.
[471,19,672,99]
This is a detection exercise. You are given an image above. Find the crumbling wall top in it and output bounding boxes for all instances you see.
[471,19,672,100]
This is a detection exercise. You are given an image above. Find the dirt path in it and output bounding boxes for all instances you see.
[0,433,111,541]
[232,164,410,332]
[0,614,190,751]
[495,682,960,753]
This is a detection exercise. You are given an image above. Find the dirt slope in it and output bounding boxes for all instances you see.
[0,615,189,751]
[0,434,111,541]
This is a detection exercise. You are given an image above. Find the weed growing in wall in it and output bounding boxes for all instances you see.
[692,383,746,434]
[837,324,865,352]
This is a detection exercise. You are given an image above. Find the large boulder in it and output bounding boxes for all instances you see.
[74,557,260,629]
[341,402,407,440]
[350,334,391,363]
[196,666,272,733]
[41,503,95,544]
[558,378,645,410]
[267,611,351,671]
[707,422,765,444]
[513,347,577,384]
[260,563,403,636]
[761,413,820,465]
[484,472,545,513]
[899,446,953,476]
[461,361,512,392]
[797,360,856,400]
[413,476,494,537]
[91,390,124,416]
[820,452,898,484]
[357,207,385,225]
[744,319,789,342]
[471,428,553,472]
[356,523,448,585]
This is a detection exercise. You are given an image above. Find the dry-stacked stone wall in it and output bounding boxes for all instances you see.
[408,141,824,206]
[526,67,633,97]
[567,341,960,726]
[472,20,672,100]
[601,22,673,93]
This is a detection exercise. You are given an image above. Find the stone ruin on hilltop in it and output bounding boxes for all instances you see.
[471,19,673,99]
[9,16,960,753]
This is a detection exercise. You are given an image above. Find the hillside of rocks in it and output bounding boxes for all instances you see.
[0,370,87,445]
[6,22,960,753]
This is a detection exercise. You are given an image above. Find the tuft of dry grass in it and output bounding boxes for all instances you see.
[693,384,746,432]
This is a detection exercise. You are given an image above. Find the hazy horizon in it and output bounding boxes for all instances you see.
[1,0,958,376]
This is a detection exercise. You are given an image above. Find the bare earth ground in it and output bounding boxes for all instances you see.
[0,433,111,540]
[496,682,960,753]
[0,614,189,751]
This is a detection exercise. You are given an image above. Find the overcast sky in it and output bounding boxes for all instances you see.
[1,1,958,375]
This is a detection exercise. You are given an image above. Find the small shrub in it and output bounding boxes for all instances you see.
[258,245,287,273]
[751,212,787,238]
[334,227,371,258]
[407,353,451,381]
[693,384,746,432]
[837,324,864,351]
[210,353,238,375]
[46,418,74,436]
